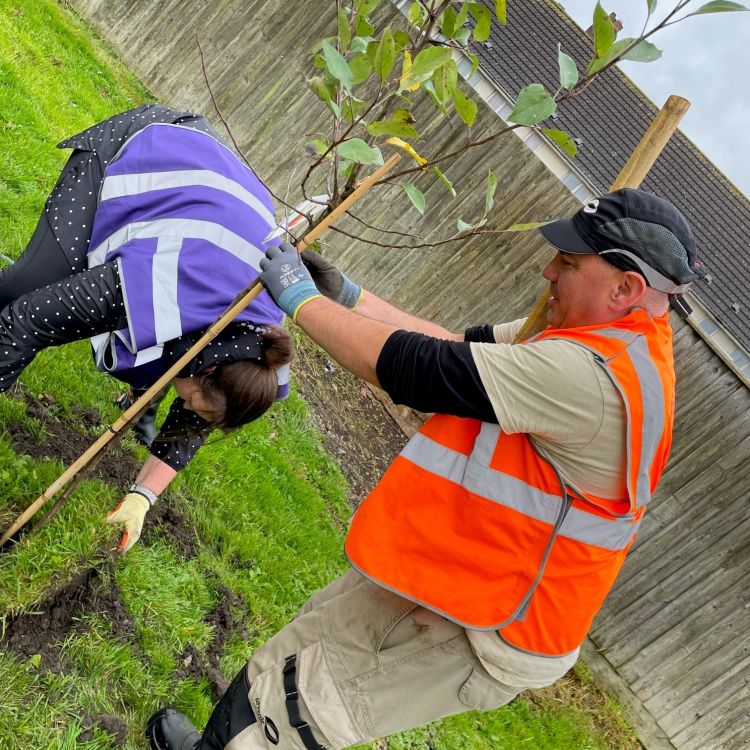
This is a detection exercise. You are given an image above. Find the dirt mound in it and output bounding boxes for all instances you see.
[0,562,134,671]
[79,714,128,745]
[143,503,200,559]
[177,584,250,700]
[7,389,141,490]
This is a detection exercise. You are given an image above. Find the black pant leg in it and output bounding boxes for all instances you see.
[0,261,123,393]
[200,667,257,750]
[0,149,102,309]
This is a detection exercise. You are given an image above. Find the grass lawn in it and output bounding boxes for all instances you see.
[0,1,638,748]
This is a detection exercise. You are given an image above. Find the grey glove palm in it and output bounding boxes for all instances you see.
[300,249,362,309]
[259,242,322,321]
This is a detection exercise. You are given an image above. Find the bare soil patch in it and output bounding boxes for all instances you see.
[0,561,133,671]
[291,331,408,506]
[177,584,250,700]
[6,387,141,489]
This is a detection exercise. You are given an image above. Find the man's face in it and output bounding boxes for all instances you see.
[542,251,623,329]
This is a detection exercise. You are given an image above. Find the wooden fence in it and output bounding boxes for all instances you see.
[67,1,750,747]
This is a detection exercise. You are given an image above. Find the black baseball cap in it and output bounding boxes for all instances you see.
[539,189,706,294]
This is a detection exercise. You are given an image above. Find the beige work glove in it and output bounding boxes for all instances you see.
[106,492,151,553]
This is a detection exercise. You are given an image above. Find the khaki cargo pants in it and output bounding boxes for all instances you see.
[220,569,524,749]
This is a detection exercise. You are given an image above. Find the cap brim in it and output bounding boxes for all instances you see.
[539,217,598,255]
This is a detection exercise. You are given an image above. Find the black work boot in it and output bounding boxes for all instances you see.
[146,708,201,750]
[115,387,162,448]
[133,401,159,448]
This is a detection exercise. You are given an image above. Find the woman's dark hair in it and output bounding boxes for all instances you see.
[198,325,294,429]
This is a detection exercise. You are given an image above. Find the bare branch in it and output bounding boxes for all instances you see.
[346,210,424,239]
[195,35,302,220]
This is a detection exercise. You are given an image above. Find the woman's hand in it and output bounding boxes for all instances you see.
[106,491,151,553]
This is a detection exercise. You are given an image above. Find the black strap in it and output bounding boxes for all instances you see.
[283,655,326,750]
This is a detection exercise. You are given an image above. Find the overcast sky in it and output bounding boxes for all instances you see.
[556,0,750,198]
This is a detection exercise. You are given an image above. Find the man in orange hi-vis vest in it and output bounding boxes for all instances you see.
[148,190,705,750]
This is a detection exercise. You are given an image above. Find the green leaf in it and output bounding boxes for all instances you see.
[309,138,330,156]
[341,98,368,120]
[467,52,480,78]
[400,46,454,90]
[337,9,351,51]
[336,138,383,165]
[433,59,459,103]
[350,35,372,54]
[453,86,478,126]
[455,27,472,44]
[393,108,415,123]
[691,0,748,12]
[307,76,341,116]
[356,14,375,35]
[307,76,332,103]
[374,26,396,80]
[322,42,353,92]
[646,0,658,13]
[505,221,551,232]
[542,128,578,158]
[623,40,662,63]
[508,83,556,125]
[587,37,644,74]
[403,183,426,214]
[366,119,420,138]
[355,0,380,13]
[495,0,507,24]
[433,165,456,197]
[468,2,492,42]
[394,30,412,49]
[485,170,497,215]
[592,2,616,59]
[350,53,372,84]
[456,2,470,28]
[407,1,427,26]
[422,80,450,115]
[441,6,459,37]
[557,44,578,90]
[457,219,473,232]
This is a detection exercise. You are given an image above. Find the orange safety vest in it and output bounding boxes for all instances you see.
[345,309,676,656]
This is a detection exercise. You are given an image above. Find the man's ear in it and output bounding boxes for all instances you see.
[613,270,647,310]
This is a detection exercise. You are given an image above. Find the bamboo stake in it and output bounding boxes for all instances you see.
[513,95,690,343]
[0,154,400,548]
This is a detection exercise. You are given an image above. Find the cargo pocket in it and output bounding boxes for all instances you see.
[458,667,522,711]
[297,641,366,749]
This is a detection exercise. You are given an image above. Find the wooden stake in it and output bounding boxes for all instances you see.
[0,154,400,548]
[513,95,690,343]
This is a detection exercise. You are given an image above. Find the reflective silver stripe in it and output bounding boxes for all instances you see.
[463,424,566,526]
[88,217,265,270]
[100,168,276,227]
[152,236,183,343]
[560,505,640,550]
[402,425,637,550]
[276,362,291,389]
[591,328,666,509]
[401,433,468,484]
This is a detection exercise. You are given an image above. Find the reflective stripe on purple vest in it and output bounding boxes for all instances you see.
[87,123,282,373]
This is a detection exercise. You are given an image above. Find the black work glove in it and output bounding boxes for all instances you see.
[300,249,363,309]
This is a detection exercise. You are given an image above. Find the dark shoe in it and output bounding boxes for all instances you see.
[146,708,201,750]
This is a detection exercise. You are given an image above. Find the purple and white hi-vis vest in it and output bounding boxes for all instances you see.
[87,123,289,396]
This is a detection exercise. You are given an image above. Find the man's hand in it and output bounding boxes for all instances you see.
[106,492,151,553]
[300,249,362,309]
[259,242,323,321]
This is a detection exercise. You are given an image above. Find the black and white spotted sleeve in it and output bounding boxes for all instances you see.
[149,397,211,471]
